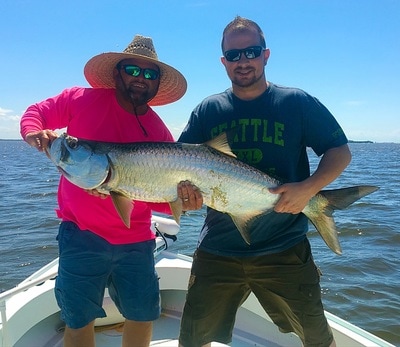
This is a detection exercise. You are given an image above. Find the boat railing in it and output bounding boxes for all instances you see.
[0,270,58,303]
[0,269,58,347]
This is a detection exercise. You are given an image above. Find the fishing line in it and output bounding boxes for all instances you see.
[132,105,148,137]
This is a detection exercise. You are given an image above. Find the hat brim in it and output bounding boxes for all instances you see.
[84,52,187,106]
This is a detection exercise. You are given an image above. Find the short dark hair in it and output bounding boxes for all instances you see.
[221,16,266,52]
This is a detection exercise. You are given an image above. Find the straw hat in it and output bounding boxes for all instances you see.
[84,35,187,106]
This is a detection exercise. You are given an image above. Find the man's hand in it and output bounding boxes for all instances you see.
[85,189,108,199]
[177,180,203,211]
[269,182,314,214]
[269,144,352,214]
[25,130,59,152]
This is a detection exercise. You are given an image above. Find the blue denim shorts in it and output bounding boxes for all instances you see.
[55,221,160,329]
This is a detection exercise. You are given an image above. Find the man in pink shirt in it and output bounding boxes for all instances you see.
[20,35,201,347]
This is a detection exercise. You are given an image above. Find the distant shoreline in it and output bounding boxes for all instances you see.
[348,140,374,143]
[0,139,396,144]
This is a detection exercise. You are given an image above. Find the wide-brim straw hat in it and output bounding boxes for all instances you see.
[84,35,187,106]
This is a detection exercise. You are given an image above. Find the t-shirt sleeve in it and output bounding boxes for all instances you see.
[301,93,348,156]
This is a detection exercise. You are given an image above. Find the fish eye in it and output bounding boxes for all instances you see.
[67,137,79,149]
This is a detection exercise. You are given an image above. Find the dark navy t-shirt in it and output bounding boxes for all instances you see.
[178,83,348,256]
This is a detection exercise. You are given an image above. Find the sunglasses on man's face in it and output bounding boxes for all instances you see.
[120,65,160,80]
[223,46,264,62]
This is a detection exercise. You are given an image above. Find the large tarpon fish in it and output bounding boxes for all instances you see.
[47,133,378,255]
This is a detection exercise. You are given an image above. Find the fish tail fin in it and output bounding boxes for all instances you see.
[304,185,379,255]
[319,185,379,210]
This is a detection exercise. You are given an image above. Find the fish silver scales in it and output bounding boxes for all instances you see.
[104,141,279,213]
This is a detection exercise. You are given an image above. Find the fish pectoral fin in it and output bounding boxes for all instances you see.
[110,191,133,228]
[169,199,182,225]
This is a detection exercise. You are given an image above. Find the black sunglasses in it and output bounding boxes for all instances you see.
[224,46,264,62]
[120,65,160,80]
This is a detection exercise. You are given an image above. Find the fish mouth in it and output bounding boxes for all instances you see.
[54,163,78,184]
[55,163,111,191]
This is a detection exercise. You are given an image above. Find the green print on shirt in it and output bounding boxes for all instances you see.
[332,127,345,139]
[235,147,263,163]
[210,118,285,165]
[210,118,285,146]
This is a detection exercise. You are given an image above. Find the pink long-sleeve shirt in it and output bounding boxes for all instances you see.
[20,87,174,244]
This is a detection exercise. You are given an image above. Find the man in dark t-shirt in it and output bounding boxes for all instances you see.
[178,16,350,347]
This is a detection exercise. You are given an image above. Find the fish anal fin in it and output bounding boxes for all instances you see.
[110,191,133,228]
[169,199,182,225]
[204,133,236,158]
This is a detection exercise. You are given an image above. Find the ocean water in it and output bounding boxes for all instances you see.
[0,140,399,345]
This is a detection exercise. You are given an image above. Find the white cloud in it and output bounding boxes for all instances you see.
[166,122,187,140]
[0,107,13,116]
[0,107,22,139]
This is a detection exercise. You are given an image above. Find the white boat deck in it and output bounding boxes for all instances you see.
[1,251,395,347]
[13,298,292,347]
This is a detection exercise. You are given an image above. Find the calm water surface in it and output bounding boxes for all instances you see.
[0,140,399,345]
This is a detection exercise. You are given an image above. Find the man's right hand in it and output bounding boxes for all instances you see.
[25,130,59,152]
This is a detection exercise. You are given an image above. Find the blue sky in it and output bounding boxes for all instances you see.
[1,0,399,142]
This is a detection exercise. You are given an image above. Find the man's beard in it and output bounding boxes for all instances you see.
[231,69,264,88]
[126,88,152,107]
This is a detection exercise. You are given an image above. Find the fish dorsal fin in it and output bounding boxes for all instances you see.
[205,133,237,158]
[110,191,133,228]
